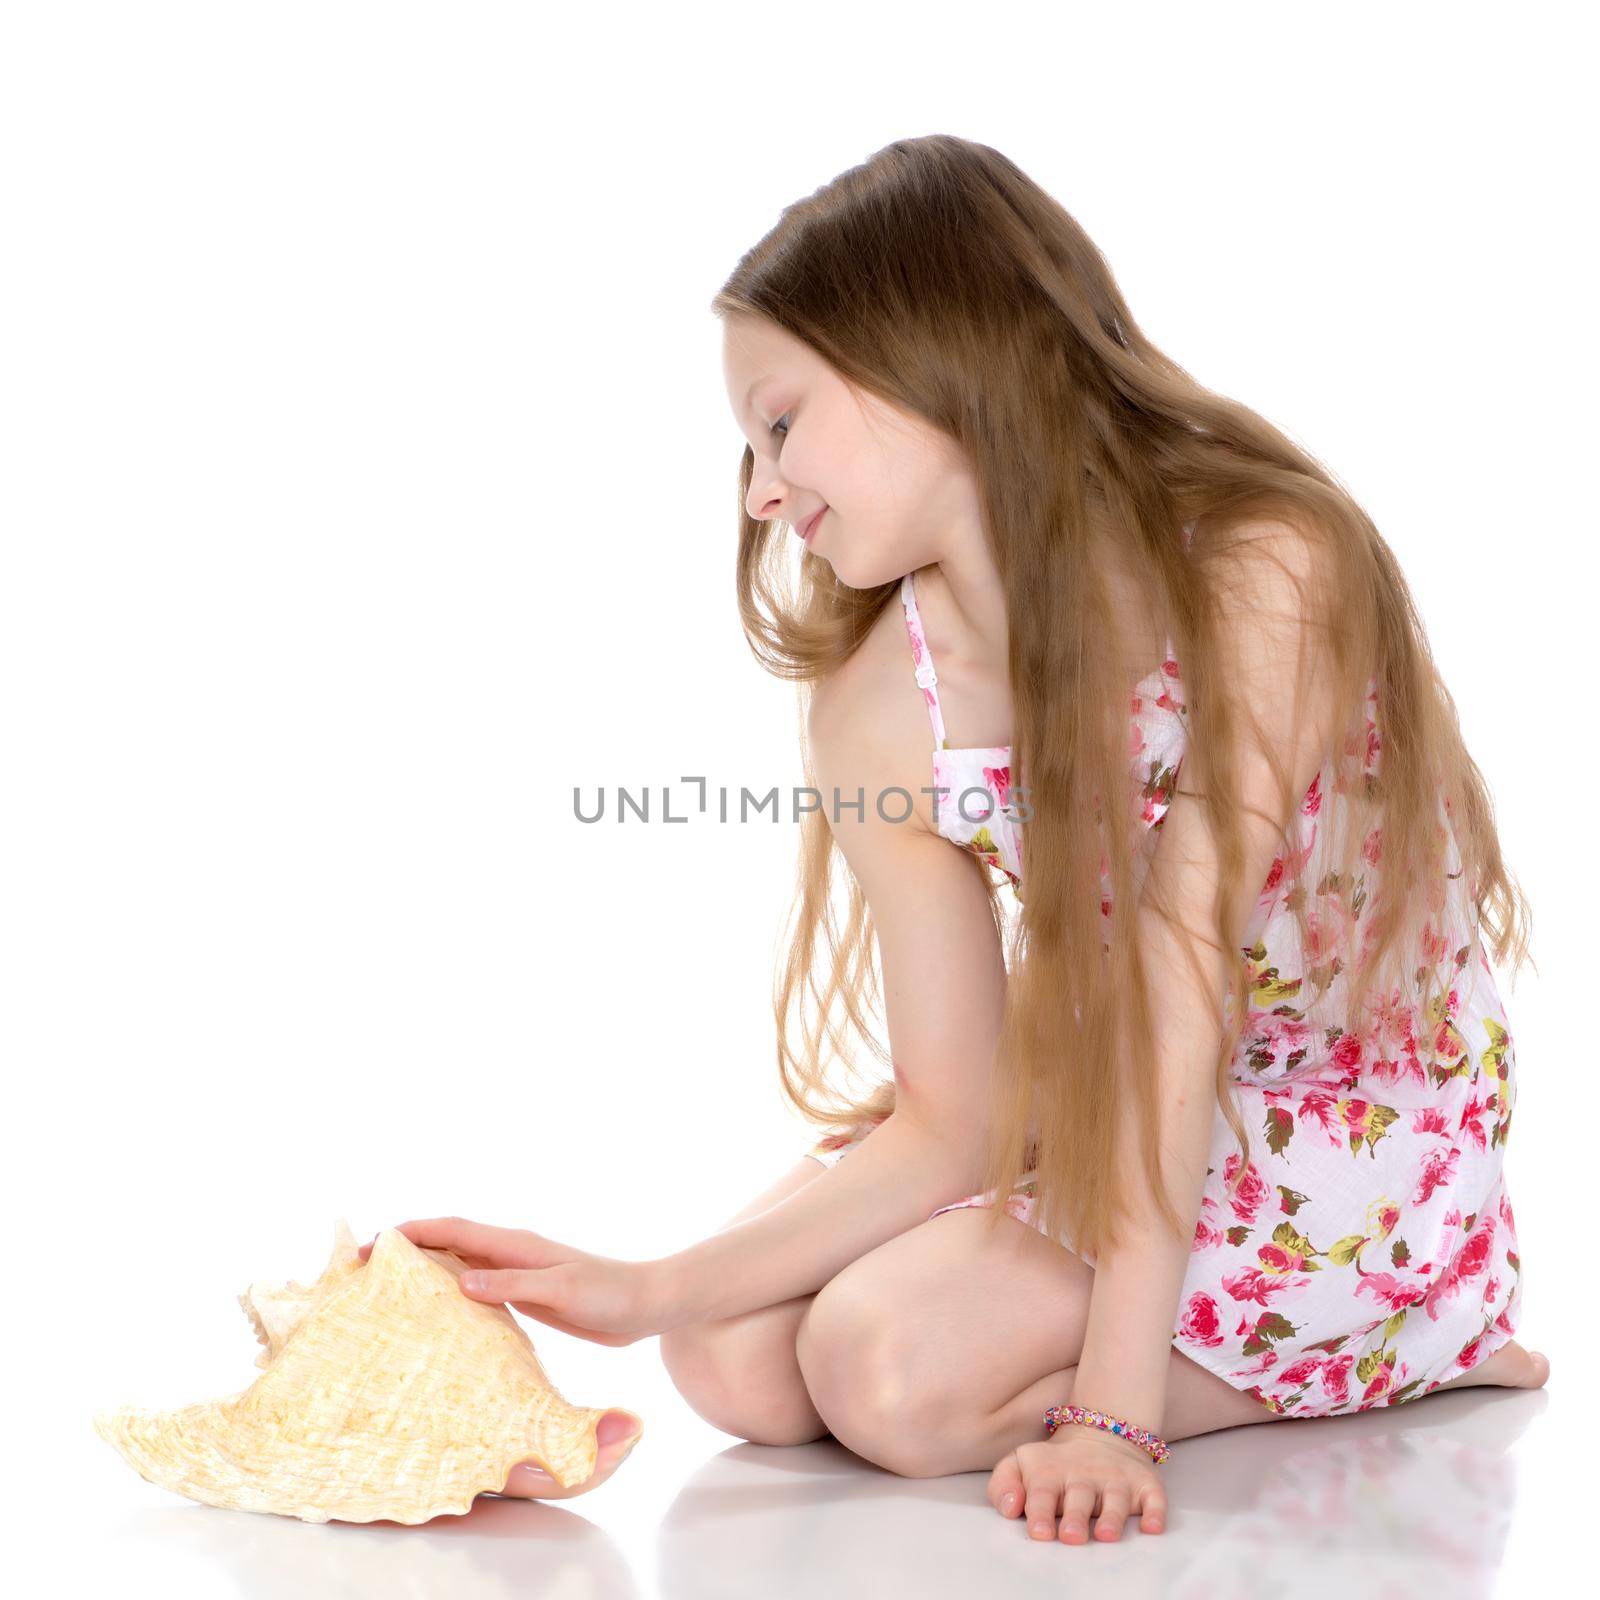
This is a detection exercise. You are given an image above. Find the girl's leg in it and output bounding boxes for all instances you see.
[794,1203,1549,1480]
[925,1337,1549,1479]
[943,1351,1277,1477]
[658,1154,839,1447]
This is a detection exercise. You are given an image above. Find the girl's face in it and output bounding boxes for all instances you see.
[721,314,980,589]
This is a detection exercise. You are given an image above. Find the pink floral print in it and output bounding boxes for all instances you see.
[902,568,1026,894]
[804,528,1523,1419]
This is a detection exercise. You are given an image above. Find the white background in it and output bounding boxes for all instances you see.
[3,2,1590,1594]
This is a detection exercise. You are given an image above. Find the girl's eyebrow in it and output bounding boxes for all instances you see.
[742,375,775,421]
[735,376,779,450]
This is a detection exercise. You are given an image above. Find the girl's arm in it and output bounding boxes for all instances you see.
[1072,518,1343,1432]
[657,651,1009,1329]
[660,1098,987,1327]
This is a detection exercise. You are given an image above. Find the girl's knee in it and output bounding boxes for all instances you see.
[661,1314,829,1447]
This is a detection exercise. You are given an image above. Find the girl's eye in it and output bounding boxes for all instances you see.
[770,411,792,439]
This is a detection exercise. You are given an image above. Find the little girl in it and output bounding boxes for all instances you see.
[366,135,1547,1543]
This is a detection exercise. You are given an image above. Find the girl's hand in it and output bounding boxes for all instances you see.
[988,1427,1168,1543]
[357,1217,671,1347]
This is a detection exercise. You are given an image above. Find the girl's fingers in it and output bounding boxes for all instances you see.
[357,1242,497,1272]
[1023,1479,1063,1540]
[357,1220,436,1260]
[987,1454,1024,1517]
[1138,1481,1167,1534]
[459,1268,543,1303]
[994,1446,1165,1544]
[1089,1483,1131,1542]
[380,1218,522,1259]
[1058,1480,1097,1544]
[464,1269,633,1347]
[358,1217,550,1268]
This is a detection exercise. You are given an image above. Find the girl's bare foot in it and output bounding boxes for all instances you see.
[1432,1338,1550,1394]
[495,1410,644,1500]
[1499,1341,1552,1388]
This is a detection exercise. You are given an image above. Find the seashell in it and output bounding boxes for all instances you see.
[92,1218,642,1524]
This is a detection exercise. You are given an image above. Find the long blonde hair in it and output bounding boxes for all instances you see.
[713,135,1533,1263]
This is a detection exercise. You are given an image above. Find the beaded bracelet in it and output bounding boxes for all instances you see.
[1043,1403,1171,1465]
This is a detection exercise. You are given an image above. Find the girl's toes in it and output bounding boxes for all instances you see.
[501,1460,561,1497]
[594,1409,645,1470]
[1525,1350,1551,1389]
[572,1410,644,1484]
[498,1411,643,1499]
[596,1409,644,1452]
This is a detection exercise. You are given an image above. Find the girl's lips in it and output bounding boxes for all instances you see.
[800,507,826,542]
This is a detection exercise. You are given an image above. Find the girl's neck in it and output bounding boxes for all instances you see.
[919,550,1009,679]
[915,537,1169,745]
[914,554,1014,748]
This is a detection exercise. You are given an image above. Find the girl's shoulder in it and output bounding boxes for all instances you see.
[807,587,944,840]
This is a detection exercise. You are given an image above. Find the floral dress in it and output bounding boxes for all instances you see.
[804,531,1523,1419]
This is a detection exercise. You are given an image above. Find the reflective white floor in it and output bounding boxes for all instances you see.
[65,1368,1571,1599]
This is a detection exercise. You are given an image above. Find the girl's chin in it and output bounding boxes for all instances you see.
[805,534,904,593]
[833,560,897,592]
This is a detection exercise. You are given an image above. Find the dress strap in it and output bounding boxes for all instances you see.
[899,570,947,749]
